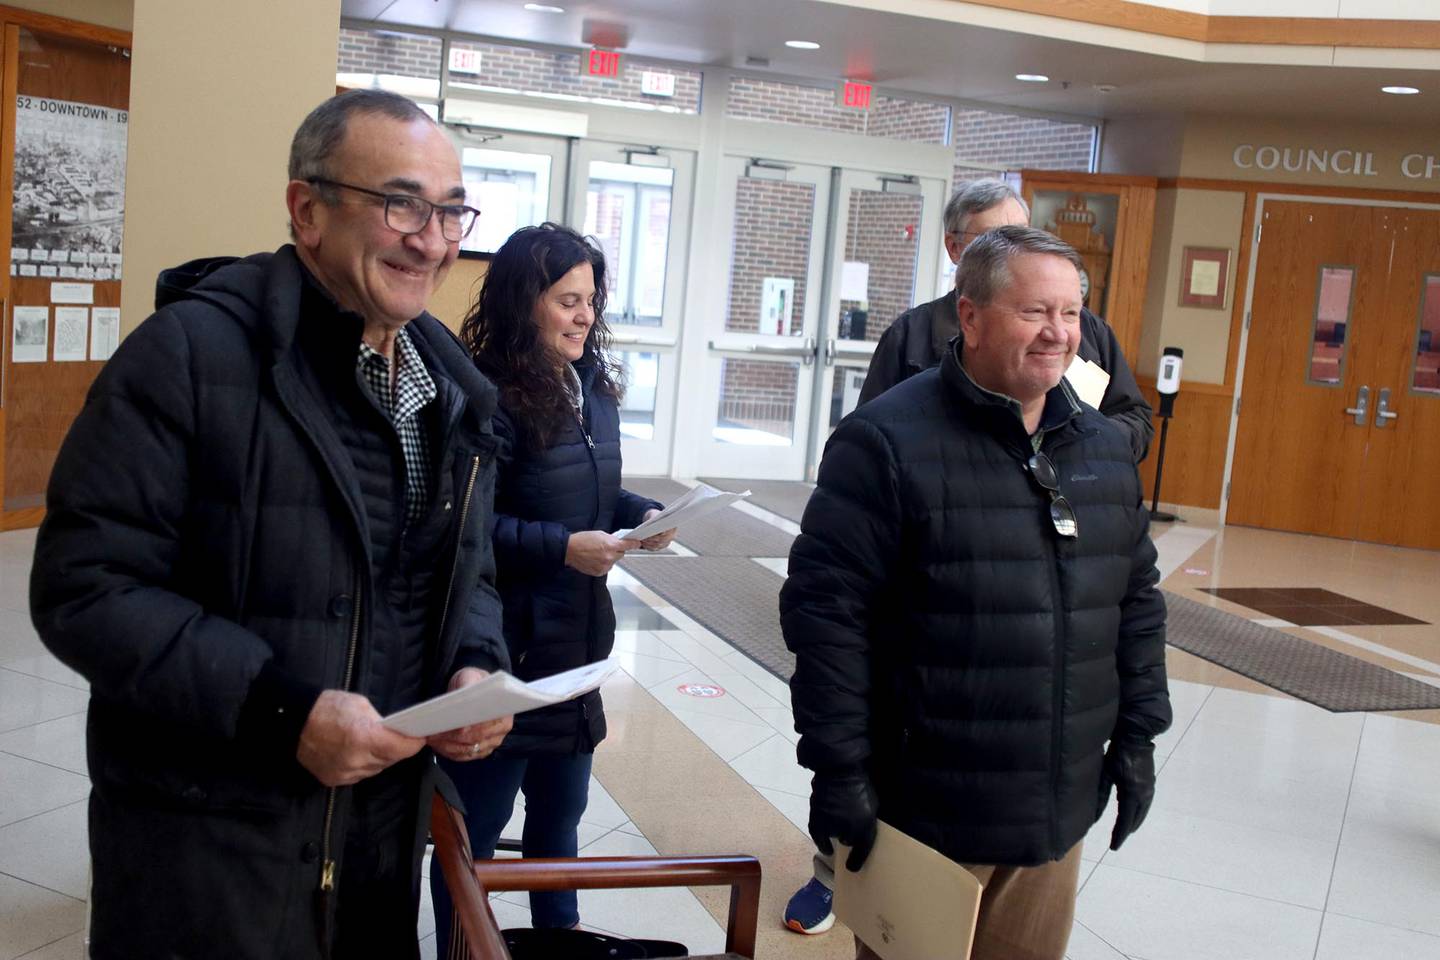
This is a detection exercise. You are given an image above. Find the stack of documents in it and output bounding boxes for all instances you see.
[381,660,619,737]
[617,482,750,541]
[835,822,983,960]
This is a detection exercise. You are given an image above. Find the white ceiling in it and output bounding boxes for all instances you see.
[342,0,1440,124]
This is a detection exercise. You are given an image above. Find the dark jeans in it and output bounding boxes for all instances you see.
[431,752,594,957]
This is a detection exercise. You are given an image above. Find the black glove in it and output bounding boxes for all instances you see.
[1097,738,1156,851]
[808,772,879,871]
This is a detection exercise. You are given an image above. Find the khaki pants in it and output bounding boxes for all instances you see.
[855,843,1083,960]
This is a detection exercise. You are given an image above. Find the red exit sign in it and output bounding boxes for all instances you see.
[839,80,873,110]
[583,48,622,79]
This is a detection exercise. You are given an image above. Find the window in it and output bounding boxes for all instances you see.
[584,161,674,326]
[1413,274,1440,394]
[1308,266,1355,386]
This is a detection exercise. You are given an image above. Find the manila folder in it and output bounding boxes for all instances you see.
[834,822,983,960]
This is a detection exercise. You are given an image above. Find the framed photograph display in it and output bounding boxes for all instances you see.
[1180,246,1231,309]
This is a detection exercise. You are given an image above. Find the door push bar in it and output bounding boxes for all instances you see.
[1345,385,1369,426]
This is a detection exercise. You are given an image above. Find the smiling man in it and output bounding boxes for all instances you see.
[782,225,1172,960]
[31,90,512,959]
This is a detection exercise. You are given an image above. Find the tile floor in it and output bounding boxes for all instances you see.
[3,500,1440,959]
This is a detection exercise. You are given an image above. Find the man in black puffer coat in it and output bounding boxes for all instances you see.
[30,91,511,959]
[782,226,1171,960]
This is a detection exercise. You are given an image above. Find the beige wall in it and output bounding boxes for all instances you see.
[1138,187,1246,383]
[1180,113,1440,193]
[119,0,340,334]
[430,259,488,334]
[6,0,130,30]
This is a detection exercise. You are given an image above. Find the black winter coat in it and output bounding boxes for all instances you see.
[782,341,1171,867]
[489,360,661,754]
[29,247,508,959]
[858,290,1155,462]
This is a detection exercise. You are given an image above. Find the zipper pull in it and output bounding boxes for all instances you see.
[585,433,595,449]
[320,859,336,891]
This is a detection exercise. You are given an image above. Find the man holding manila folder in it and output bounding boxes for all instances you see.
[782,225,1172,960]
[31,90,515,958]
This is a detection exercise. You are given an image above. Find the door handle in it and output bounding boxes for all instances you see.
[823,338,836,367]
[1345,385,1369,426]
[801,336,817,366]
[1376,387,1398,427]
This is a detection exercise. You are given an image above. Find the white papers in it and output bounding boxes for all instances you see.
[381,659,619,738]
[616,482,750,542]
[53,307,88,361]
[1064,355,1111,409]
[835,821,982,960]
[841,260,870,302]
[89,307,120,361]
[50,281,94,304]
[12,306,48,362]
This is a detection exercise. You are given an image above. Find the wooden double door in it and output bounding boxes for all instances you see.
[1230,199,1440,550]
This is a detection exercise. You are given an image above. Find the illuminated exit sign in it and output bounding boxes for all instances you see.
[839,80,873,110]
[583,48,622,79]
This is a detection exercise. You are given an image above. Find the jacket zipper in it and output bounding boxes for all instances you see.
[319,570,364,892]
[434,455,481,648]
[1037,443,1070,856]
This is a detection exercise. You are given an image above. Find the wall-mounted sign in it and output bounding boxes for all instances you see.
[838,80,873,110]
[583,48,621,79]
[1179,246,1230,310]
[640,71,675,97]
[448,47,481,75]
[1232,143,1440,181]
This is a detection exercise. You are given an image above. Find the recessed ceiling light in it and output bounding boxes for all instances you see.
[785,40,821,50]
[523,3,565,12]
[1382,85,1420,95]
[1015,73,1049,83]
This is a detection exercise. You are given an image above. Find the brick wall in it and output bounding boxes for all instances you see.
[726,77,949,145]
[450,40,703,113]
[337,27,440,79]
[952,108,1094,186]
[718,357,799,438]
[840,191,922,340]
[725,178,814,335]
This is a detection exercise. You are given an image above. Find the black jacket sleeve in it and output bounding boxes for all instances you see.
[1082,309,1155,463]
[780,415,902,776]
[488,407,571,580]
[858,319,910,406]
[30,309,276,741]
[1112,509,1172,743]
[614,489,663,531]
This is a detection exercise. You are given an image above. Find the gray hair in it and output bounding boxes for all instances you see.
[288,89,433,187]
[943,179,1030,236]
[956,224,1083,306]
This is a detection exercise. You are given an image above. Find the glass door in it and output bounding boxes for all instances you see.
[806,169,944,468]
[451,130,569,257]
[569,140,694,476]
[695,157,831,479]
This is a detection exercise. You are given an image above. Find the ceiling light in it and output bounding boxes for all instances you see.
[523,3,565,12]
[1015,73,1049,83]
[785,40,821,50]
[1381,85,1420,95]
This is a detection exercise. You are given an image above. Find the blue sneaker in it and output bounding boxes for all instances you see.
[783,877,835,934]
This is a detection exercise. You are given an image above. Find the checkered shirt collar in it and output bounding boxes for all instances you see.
[356,327,436,423]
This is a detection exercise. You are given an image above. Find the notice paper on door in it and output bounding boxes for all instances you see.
[615,482,750,542]
[381,659,619,737]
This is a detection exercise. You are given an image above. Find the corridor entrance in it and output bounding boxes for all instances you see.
[1229,198,1440,550]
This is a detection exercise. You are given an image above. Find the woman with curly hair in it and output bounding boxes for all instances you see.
[430,222,674,951]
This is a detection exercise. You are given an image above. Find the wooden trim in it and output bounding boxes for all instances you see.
[0,23,15,504]
[0,506,44,530]
[1223,190,1257,388]
[951,0,1206,42]
[1022,168,1158,190]
[1159,177,1440,205]
[0,4,130,46]
[947,0,1440,50]
[1137,375,1233,398]
[1207,15,1440,50]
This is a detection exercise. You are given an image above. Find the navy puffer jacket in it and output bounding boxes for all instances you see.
[782,340,1171,867]
[490,359,661,754]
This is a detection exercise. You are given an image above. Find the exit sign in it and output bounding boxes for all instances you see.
[583,48,622,79]
[839,80,873,110]
[448,47,481,75]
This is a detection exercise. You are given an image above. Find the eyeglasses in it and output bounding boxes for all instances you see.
[1025,453,1078,539]
[308,178,480,242]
